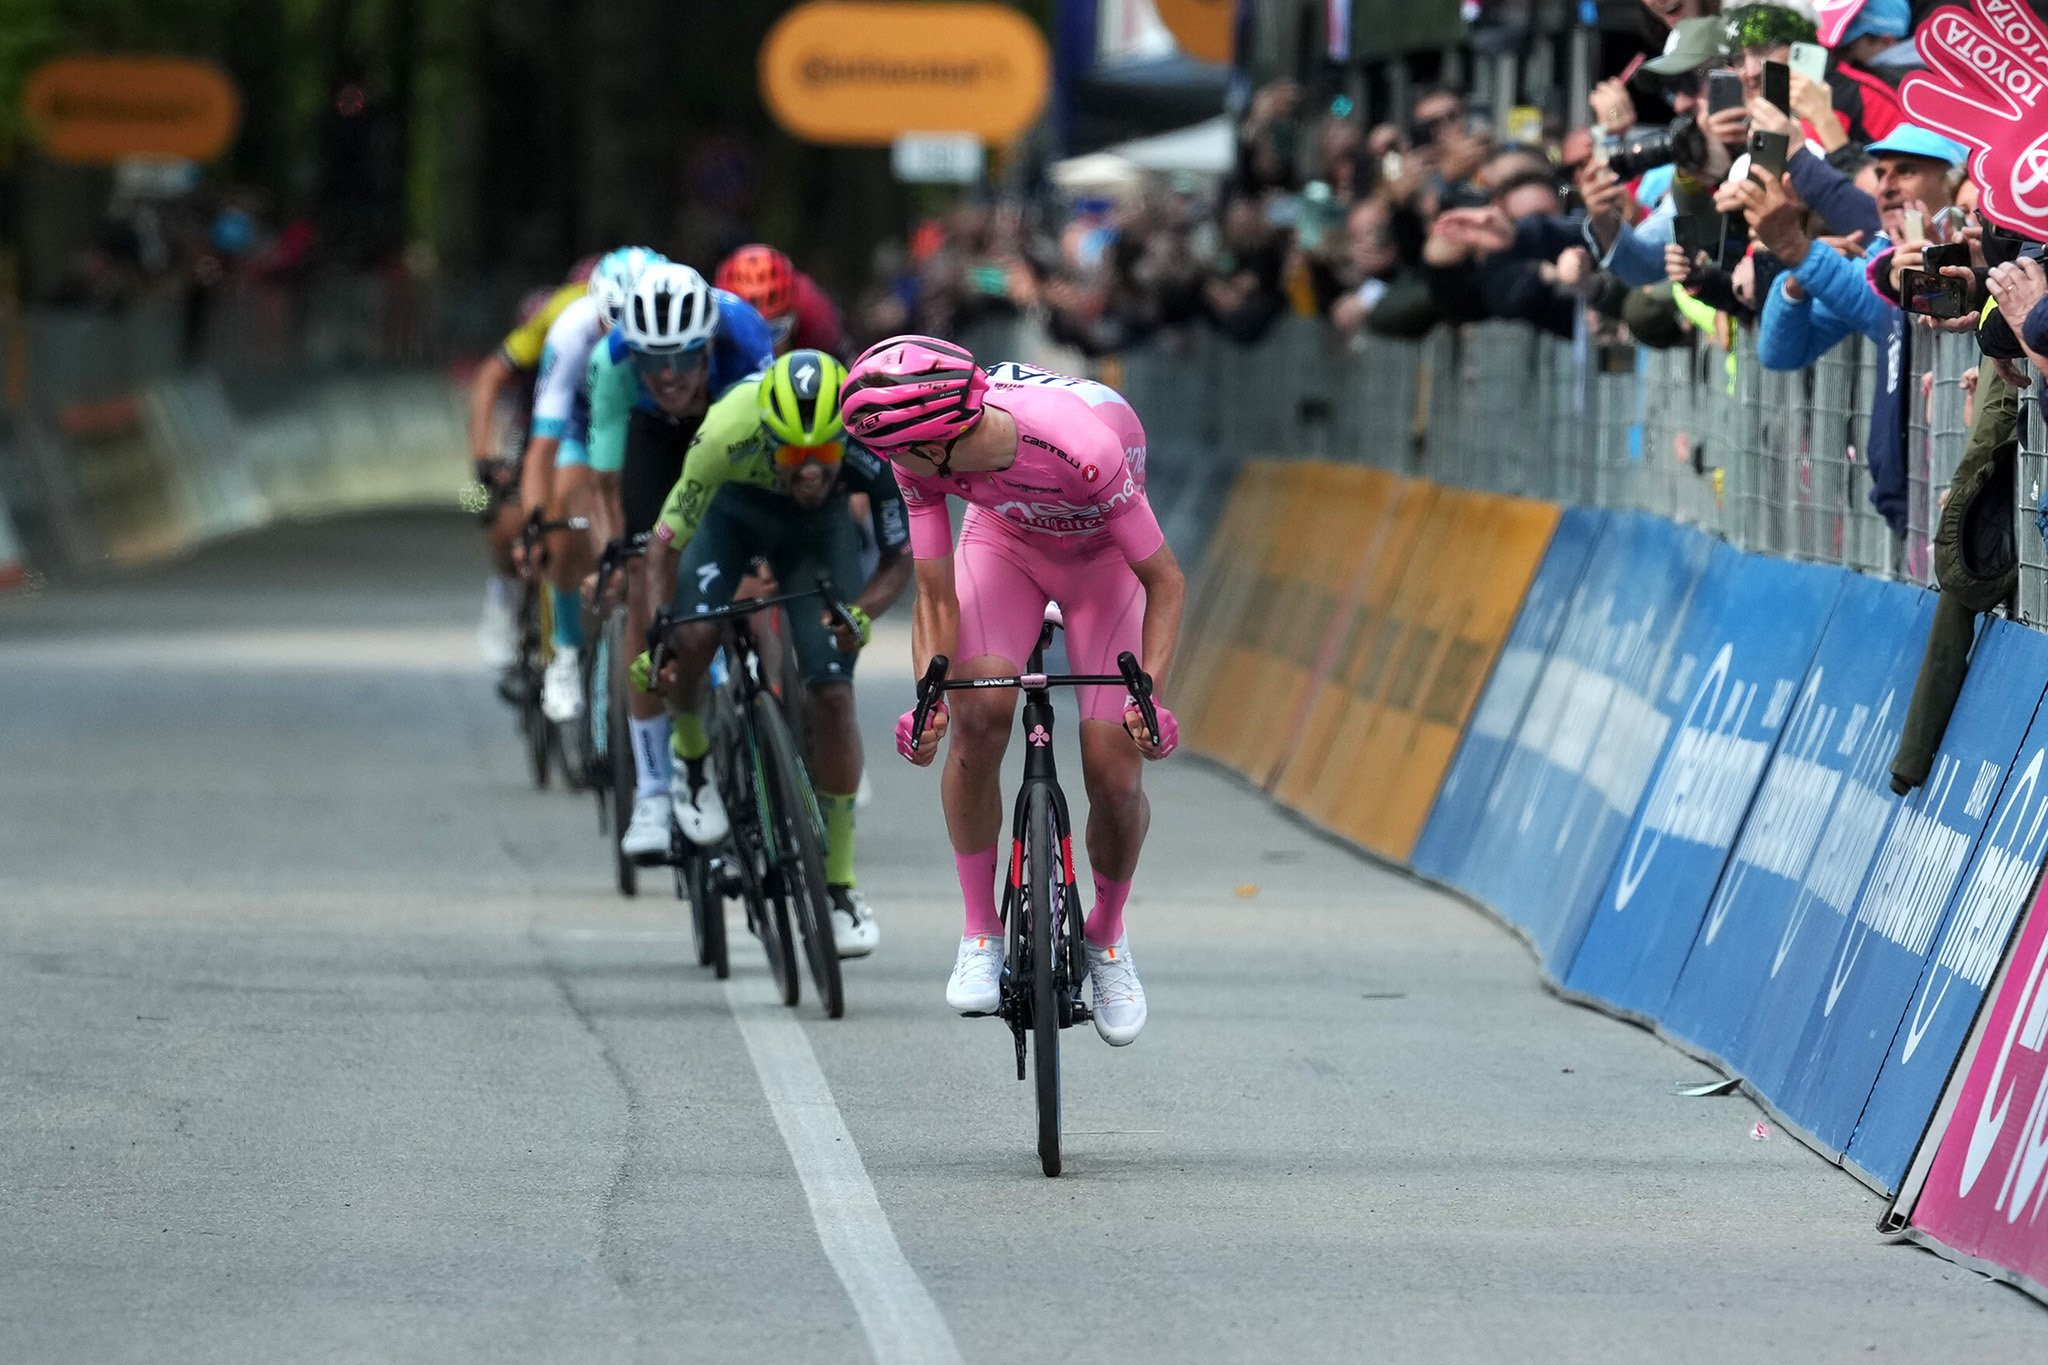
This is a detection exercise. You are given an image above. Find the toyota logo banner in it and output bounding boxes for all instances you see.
[1899,0,2048,241]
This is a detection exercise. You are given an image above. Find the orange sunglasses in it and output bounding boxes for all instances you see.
[773,440,844,470]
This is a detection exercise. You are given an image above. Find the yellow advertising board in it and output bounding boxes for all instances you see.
[759,2,1051,146]
[1241,465,1398,787]
[23,56,239,165]
[1270,478,1437,813]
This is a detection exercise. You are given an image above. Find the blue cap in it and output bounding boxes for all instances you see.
[1842,0,1912,45]
[1866,124,1968,167]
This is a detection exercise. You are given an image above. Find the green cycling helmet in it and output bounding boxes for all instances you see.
[759,349,848,448]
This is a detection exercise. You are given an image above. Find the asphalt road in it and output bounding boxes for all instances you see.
[1,512,2038,1363]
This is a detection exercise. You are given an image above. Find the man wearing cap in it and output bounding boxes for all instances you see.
[1743,123,1967,538]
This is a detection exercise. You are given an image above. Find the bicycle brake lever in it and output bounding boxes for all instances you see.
[1116,651,1160,748]
[912,655,951,746]
[815,574,859,636]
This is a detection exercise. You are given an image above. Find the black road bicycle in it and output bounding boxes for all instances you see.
[504,510,590,791]
[585,534,647,896]
[647,577,862,1017]
[910,615,1159,1177]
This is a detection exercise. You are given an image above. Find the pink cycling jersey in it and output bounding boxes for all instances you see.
[895,363,1165,564]
[897,362,1164,723]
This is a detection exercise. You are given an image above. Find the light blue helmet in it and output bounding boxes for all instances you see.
[591,246,667,325]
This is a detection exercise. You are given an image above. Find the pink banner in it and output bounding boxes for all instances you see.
[1910,868,2048,1286]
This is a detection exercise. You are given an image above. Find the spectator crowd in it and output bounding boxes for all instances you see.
[853,0,2046,503]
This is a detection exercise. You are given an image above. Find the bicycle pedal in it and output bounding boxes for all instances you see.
[960,1009,997,1019]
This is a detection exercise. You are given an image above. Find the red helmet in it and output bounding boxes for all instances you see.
[715,244,798,321]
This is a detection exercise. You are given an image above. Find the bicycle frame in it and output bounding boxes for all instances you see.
[911,620,1162,1069]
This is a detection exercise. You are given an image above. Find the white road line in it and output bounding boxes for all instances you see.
[725,973,964,1365]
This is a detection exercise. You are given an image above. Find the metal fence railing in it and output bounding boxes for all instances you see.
[987,316,2039,622]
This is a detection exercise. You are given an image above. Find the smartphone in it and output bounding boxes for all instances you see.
[1677,211,1743,271]
[1763,60,1790,114]
[1707,70,1745,116]
[1748,130,1789,178]
[1789,42,1828,85]
[1922,242,1971,275]
[1902,268,1969,319]
[1902,208,1927,244]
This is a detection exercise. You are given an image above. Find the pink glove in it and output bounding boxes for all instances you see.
[897,703,946,765]
[1124,700,1180,759]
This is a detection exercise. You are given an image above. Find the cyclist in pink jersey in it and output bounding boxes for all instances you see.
[843,336,1187,1045]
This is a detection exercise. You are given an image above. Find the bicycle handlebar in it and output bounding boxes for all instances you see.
[643,577,859,683]
[910,651,1159,749]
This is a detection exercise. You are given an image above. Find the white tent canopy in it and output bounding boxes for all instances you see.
[1049,115,1234,194]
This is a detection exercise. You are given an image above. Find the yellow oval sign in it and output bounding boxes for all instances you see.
[23,56,240,165]
[760,2,1050,146]
[1153,0,1235,65]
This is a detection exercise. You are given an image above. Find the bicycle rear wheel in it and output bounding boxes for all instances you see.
[605,614,637,897]
[679,852,727,977]
[757,693,842,1019]
[1026,786,1062,1176]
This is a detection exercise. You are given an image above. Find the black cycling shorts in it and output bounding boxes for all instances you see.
[621,407,703,537]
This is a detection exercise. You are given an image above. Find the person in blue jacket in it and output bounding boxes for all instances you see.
[1740,125,1966,538]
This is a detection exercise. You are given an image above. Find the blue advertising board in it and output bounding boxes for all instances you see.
[1655,575,1934,1070]
[1454,513,1713,946]
[1513,518,1722,967]
[1827,621,2048,1187]
[1412,507,1605,886]
[1559,551,1845,1013]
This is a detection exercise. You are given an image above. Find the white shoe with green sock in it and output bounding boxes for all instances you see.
[668,708,728,844]
[819,791,878,958]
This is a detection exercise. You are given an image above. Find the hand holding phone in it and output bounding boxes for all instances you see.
[1708,71,1746,117]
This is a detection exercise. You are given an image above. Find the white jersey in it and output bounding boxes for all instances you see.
[531,294,606,443]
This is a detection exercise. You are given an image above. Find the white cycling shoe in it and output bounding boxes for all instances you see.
[946,933,1004,1014]
[478,590,517,669]
[830,887,880,959]
[620,794,673,864]
[540,647,583,723]
[1085,935,1147,1046]
[670,759,730,846]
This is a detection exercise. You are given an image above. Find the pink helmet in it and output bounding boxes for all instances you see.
[841,335,988,453]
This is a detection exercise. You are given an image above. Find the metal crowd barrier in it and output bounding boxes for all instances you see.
[995,315,2032,609]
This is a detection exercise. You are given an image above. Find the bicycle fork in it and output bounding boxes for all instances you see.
[999,776,1090,1082]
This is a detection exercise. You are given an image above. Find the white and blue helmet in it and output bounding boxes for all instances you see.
[590,246,666,325]
[623,263,719,356]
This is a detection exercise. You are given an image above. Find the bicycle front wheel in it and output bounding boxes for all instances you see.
[1026,786,1062,1176]
[756,693,842,1020]
[731,720,798,1006]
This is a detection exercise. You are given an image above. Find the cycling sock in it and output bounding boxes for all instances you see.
[630,714,672,800]
[1085,871,1132,947]
[819,791,857,887]
[957,846,1002,938]
[672,709,711,762]
[549,586,583,652]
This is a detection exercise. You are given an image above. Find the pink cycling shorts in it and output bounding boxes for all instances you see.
[953,509,1145,725]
